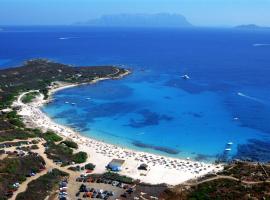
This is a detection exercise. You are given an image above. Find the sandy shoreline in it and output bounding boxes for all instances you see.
[13,77,223,186]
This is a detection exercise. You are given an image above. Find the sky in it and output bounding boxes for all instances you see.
[0,0,270,26]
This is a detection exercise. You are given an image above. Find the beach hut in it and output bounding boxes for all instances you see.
[107,159,125,172]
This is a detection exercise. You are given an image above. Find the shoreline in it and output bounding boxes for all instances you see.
[13,76,223,186]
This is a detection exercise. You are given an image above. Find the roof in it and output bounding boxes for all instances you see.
[108,159,125,166]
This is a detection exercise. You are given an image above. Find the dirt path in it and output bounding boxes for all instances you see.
[186,175,270,186]
[10,169,49,200]
[9,140,79,200]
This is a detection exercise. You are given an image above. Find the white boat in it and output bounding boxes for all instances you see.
[65,101,69,104]
[227,142,233,145]
[225,148,231,151]
[181,74,190,80]
[71,103,76,105]
[86,97,91,100]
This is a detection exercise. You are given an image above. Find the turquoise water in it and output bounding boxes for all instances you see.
[1,26,270,162]
[43,72,268,161]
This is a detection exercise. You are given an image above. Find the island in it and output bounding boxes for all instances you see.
[0,59,269,200]
[74,13,192,28]
[235,24,270,30]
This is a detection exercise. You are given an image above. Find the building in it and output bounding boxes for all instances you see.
[107,159,125,172]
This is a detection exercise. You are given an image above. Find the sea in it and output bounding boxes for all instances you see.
[1,26,270,162]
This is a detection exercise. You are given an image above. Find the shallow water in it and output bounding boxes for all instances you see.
[1,26,270,162]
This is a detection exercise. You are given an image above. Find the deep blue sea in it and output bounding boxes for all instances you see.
[1,26,270,162]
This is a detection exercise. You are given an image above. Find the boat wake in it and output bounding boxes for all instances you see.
[237,92,265,104]
[58,37,78,40]
[136,132,145,135]
[253,43,270,47]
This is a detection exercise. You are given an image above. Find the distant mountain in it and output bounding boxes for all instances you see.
[74,13,192,28]
[235,24,270,30]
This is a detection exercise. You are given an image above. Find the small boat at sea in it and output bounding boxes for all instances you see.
[225,148,231,151]
[86,97,91,100]
[181,74,190,80]
[65,101,69,104]
[71,103,76,105]
[227,142,233,145]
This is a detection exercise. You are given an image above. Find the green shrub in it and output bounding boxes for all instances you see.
[2,159,19,174]
[6,111,17,119]
[73,151,87,164]
[9,118,25,128]
[31,139,39,144]
[43,131,62,142]
[102,172,133,184]
[16,169,68,200]
[85,163,96,170]
[32,129,42,136]
[18,175,27,183]
[61,140,78,149]
[21,91,39,103]
[30,145,39,150]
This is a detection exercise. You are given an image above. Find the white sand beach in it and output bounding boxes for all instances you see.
[12,79,223,186]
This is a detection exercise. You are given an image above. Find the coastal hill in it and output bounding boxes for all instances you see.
[0,59,128,109]
[235,24,270,30]
[74,13,192,27]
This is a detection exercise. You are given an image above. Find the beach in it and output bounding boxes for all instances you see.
[12,79,223,186]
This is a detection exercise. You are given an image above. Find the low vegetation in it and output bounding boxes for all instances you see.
[85,163,96,170]
[188,179,270,199]
[15,169,68,200]
[102,172,134,184]
[218,161,270,182]
[0,154,45,199]
[45,142,88,166]
[42,131,63,142]
[60,139,78,149]
[162,161,270,200]
[0,112,36,142]
[21,91,39,104]
[73,151,88,163]
[0,129,36,143]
